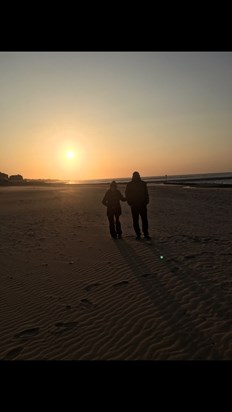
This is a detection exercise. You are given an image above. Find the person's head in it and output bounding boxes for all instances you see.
[132,171,141,181]
[110,180,117,190]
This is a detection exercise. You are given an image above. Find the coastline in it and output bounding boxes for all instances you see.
[1,172,232,189]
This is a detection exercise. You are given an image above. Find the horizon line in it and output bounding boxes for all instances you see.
[24,170,232,182]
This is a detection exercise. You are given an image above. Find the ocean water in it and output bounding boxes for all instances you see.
[66,172,232,186]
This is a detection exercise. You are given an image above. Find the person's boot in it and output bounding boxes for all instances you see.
[144,234,151,240]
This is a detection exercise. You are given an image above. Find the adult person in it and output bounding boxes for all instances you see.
[102,181,126,239]
[125,171,151,240]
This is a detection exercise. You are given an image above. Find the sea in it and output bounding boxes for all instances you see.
[65,172,232,186]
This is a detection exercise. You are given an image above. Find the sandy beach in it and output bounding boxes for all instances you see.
[0,183,231,360]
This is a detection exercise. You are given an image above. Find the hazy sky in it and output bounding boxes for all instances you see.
[0,51,231,180]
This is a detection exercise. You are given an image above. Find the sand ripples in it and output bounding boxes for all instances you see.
[0,185,231,360]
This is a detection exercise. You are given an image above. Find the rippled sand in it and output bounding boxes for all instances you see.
[0,184,231,360]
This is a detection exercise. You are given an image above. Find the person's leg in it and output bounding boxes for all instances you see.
[107,211,117,238]
[140,207,150,237]
[131,206,141,237]
[115,213,122,236]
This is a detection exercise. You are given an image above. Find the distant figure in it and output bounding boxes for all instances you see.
[125,171,151,240]
[102,181,126,239]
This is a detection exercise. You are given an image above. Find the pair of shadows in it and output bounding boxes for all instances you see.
[113,238,222,359]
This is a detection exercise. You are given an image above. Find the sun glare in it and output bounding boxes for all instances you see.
[55,135,86,179]
[66,151,74,159]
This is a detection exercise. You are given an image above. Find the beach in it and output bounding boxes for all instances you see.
[0,184,231,360]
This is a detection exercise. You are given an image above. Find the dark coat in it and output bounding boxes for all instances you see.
[125,179,149,207]
[102,189,126,215]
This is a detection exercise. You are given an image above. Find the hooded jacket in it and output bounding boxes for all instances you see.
[102,189,125,215]
[125,176,149,207]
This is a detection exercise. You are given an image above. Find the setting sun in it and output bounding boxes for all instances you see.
[66,151,74,159]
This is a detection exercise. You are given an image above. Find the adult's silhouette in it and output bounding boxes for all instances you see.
[125,171,151,240]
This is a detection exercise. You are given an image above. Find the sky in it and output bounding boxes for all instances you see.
[0,51,231,180]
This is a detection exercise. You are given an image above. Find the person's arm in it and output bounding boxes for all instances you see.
[102,191,109,206]
[119,191,126,202]
[125,184,132,205]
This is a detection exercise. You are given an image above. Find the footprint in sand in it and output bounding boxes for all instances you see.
[113,280,129,288]
[193,236,201,243]
[80,299,94,309]
[4,346,24,360]
[184,255,196,260]
[50,321,79,335]
[170,267,180,273]
[83,283,100,292]
[15,327,40,340]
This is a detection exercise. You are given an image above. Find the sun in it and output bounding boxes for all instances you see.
[66,150,74,159]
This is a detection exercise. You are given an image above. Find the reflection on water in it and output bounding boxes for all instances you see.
[66,172,232,186]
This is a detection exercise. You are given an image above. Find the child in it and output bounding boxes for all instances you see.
[102,181,126,239]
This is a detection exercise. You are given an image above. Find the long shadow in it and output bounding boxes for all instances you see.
[114,237,222,359]
[143,238,231,323]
